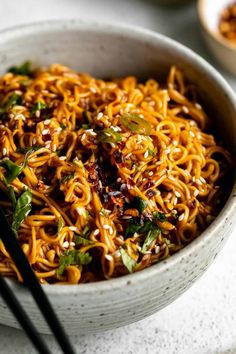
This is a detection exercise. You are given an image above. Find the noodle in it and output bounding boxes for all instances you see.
[0,63,233,284]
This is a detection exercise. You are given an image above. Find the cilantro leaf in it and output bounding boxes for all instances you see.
[120,247,137,273]
[57,250,92,276]
[75,236,92,246]
[12,189,32,235]
[8,61,32,76]
[133,196,148,213]
[0,149,33,183]
[16,146,41,153]
[153,211,167,222]
[141,228,161,253]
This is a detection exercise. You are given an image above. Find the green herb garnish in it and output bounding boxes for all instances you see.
[75,236,92,246]
[120,113,151,135]
[133,196,148,213]
[120,247,137,273]
[153,211,167,222]
[97,128,122,144]
[16,146,41,154]
[60,173,74,184]
[57,217,65,234]
[8,61,32,76]
[6,186,16,207]
[12,189,32,235]
[30,102,48,117]
[0,149,32,183]
[57,250,92,276]
[141,228,161,253]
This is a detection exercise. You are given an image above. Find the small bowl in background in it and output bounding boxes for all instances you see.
[198,0,236,75]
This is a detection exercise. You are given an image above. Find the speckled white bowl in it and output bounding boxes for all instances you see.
[0,20,236,335]
[198,0,236,75]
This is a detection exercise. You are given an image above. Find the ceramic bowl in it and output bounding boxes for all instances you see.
[198,0,236,75]
[0,20,236,335]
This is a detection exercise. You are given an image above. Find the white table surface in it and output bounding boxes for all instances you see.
[0,1,236,353]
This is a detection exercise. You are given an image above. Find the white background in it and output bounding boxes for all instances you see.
[0,1,236,353]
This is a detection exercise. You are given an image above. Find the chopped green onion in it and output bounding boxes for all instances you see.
[97,128,122,144]
[30,102,48,117]
[120,113,151,135]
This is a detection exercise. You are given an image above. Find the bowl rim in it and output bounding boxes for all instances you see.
[197,0,236,51]
[1,18,236,296]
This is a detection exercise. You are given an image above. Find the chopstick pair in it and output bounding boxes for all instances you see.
[0,207,76,354]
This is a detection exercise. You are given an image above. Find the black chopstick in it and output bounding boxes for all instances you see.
[0,207,76,354]
[0,276,51,354]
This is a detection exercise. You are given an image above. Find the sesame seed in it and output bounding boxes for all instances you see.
[81,133,86,142]
[32,138,37,145]
[52,144,57,152]
[70,242,75,247]
[35,110,40,118]
[9,113,14,119]
[110,143,116,148]
[119,235,124,241]
[175,191,181,198]
[168,176,175,181]
[55,127,62,133]
[94,229,100,236]
[90,87,96,93]
[189,120,195,126]
[113,250,121,258]
[126,153,132,158]
[59,156,67,160]
[109,226,113,235]
[62,241,69,248]
[196,179,202,186]
[164,148,171,154]
[200,176,206,183]
[42,129,50,135]
[45,143,51,149]
[68,226,77,231]
[190,131,195,138]
[105,254,113,261]
[194,189,199,197]
[97,112,103,120]
[192,176,196,182]
[149,171,154,176]
[117,177,122,183]
[195,103,202,109]
[173,140,178,146]
[182,106,189,114]
[144,251,152,254]
[155,245,160,254]
[2,148,7,156]
[144,150,149,158]
[105,132,111,137]
[103,224,110,230]
[122,215,132,220]
[174,148,181,153]
[76,207,84,216]
[178,213,185,221]
[98,180,102,189]
[44,119,51,125]
[173,197,178,205]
